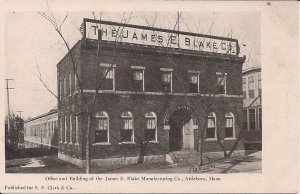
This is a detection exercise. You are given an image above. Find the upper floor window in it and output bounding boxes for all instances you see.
[145,112,157,142]
[248,76,255,98]
[258,74,261,97]
[68,73,72,96]
[160,68,173,93]
[216,72,227,94]
[225,112,235,139]
[99,63,116,91]
[121,111,134,142]
[59,80,63,101]
[95,111,109,143]
[242,78,247,99]
[206,112,216,139]
[131,66,145,91]
[64,77,67,98]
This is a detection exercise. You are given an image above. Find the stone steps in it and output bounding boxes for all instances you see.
[167,150,200,166]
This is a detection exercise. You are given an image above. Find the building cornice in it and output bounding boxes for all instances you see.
[81,89,243,98]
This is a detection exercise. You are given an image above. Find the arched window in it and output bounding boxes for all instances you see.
[206,112,216,139]
[121,111,134,142]
[95,111,109,143]
[225,112,235,139]
[145,112,157,142]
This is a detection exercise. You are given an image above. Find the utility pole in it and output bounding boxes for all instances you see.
[5,79,14,143]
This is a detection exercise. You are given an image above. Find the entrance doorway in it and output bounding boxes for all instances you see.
[169,109,193,151]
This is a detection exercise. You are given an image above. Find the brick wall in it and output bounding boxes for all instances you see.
[57,39,245,160]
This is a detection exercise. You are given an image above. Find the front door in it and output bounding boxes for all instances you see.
[169,109,191,151]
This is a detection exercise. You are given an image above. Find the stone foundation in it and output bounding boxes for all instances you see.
[58,153,166,168]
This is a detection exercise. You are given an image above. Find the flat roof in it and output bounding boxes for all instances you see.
[25,109,58,123]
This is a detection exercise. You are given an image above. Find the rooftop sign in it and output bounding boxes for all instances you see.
[83,18,239,55]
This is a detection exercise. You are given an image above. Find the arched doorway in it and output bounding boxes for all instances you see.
[168,108,194,151]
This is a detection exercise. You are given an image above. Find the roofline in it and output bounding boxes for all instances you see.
[243,66,261,74]
[83,39,246,62]
[56,40,81,67]
[83,18,239,45]
[25,110,58,123]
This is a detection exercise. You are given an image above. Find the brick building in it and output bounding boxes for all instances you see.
[57,19,246,167]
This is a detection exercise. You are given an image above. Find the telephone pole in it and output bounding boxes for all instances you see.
[5,79,14,143]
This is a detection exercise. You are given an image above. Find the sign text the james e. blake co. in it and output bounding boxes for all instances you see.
[84,19,238,55]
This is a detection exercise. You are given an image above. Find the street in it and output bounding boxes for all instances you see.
[6,151,261,174]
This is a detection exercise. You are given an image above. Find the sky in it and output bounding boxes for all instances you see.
[4,11,260,119]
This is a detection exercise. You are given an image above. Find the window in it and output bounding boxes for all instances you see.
[242,109,248,130]
[248,76,255,98]
[242,78,247,99]
[160,68,173,93]
[131,66,145,91]
[64,77,67,98]
[162,72,172,93]
[216,72,226,94]
[259,108,262,131]
[60,118,63,142]
[64,116,68,143]
[258,74,261,97]
[69,73,72,95]
[145,112,157,142]
[225,113,235,139]
[95,112,109,143]
[69,115,73,143]
[75,116,79,144]
[189,74,199,93]
[74,74,78,88]
[121,111,134,142]
[249,109,256,130]
[59,81,63,100]
[99,63,116,91]
[206,112,216,139]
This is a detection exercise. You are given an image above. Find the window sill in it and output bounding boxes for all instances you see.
[64,141,68,144]
[68,142,74,145]
[75,143,79,146]
[143,141,159,144]
[205,138,217,141]
[224,138,236,140]
[92,142,111,146]
[118,142,136,145]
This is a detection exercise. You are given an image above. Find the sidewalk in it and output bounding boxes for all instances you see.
[6,151,261,174]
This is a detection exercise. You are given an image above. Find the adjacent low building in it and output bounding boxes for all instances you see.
[242,67,262,150]
[24,109,58,149]
[57,18,246,167]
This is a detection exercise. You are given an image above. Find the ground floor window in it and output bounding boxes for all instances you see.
[225,112,235,138]
[259,108,262,131]
[145,112,157,141]
[95,112,109,143]
[249,109,256,130]
[206,112,216,139]
[121,111,134,142]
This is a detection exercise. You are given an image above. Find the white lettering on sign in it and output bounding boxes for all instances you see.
[85,20,237,55]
